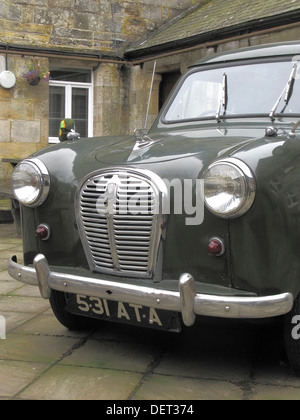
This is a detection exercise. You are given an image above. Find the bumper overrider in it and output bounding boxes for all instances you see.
[8,254,293,327]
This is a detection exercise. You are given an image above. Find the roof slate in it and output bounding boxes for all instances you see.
[128,0,300,53]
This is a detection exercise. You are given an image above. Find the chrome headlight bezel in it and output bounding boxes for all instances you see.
[11,158,50,207]
[203,157,256,218]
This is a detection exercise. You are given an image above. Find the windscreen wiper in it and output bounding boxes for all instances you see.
[269,63,297,121]
[216,73,228,122]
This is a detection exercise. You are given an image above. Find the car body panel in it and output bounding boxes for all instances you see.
[9,41,300,330]
[19,117,300,298]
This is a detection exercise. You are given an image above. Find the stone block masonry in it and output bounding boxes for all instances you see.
[1,0,300,188]
[0,0,199,54]
[0,53,49,186]
[0,0,199,185]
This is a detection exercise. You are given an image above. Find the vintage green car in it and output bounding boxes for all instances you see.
[8,41,300,374]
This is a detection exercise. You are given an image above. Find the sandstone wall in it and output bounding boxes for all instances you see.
[0,0,198,185]
[0,0,199,54]
[0,54,49,186]
[1,1,300,187]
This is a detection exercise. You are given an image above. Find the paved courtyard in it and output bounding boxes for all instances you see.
[1,222,300,400]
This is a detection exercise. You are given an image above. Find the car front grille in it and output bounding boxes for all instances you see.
[77,169,164,278]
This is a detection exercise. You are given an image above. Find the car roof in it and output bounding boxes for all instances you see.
[189,40,300,68]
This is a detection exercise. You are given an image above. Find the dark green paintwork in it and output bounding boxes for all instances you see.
[189,41,300,68]
[20,41,300,300]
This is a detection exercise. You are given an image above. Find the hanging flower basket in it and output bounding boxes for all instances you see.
[21,56,50,85]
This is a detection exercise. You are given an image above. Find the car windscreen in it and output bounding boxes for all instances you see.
[163,59,300,123]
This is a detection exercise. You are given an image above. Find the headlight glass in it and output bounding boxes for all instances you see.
[204,158,256,218]
[11,159,50,207]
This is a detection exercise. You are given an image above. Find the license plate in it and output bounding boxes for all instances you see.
[65,294,181,332]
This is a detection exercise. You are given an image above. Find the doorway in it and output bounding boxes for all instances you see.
[159,71,181,110]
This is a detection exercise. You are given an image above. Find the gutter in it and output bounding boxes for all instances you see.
[1,17,300,67]
[125,9,300,62]
[130,21,300,65]
[0,44,127,66]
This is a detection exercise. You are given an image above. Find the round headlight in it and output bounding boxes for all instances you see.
[204,158,256,218]
[11,158,50,207]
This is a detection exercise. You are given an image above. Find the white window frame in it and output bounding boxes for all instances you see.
[49,75,93,143]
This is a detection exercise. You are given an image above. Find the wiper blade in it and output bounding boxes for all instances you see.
[269,63,297,121]
[216,73,228,122]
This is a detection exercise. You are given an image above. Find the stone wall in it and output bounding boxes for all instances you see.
[0,0,199,185]
[1,1,300,187]
[0,54,49,186]
[0,0,199,54]
[94,63,130,136]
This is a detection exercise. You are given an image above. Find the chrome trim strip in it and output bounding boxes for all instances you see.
[179,273,196,327]
[34,254,51,299]
[8,255,294,325]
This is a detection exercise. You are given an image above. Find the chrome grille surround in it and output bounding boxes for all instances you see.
[76,168,167,278]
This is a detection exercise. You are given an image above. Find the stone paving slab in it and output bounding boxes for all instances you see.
[0,333,80,364]
[132,374,244,400]
[2,223,300,400]
[0,360,48,398]
[62,338,158,372]
[19,365,143,400]
[0,295,51,314]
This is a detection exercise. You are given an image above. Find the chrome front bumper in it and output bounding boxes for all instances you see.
[8,254,293,327]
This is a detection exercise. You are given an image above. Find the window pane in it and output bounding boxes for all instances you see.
[50,69,91,83]
[49,86,65,137]
[165,61,300,122]
[72,88,88,137]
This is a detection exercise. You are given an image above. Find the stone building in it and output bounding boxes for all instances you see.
[1,0,300,186]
